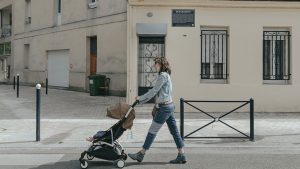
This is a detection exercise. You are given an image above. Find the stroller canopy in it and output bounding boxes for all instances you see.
[106,102,135,129]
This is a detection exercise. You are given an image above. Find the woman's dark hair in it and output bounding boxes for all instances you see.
[154,57,171,75]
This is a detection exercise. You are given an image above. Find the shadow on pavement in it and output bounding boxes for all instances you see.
[29,160,109,169]
[29,160,168,169]
[41,132,71,145]
[126,161,168,167]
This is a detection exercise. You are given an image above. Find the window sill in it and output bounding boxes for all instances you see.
[200,79,228,84]
[263,80,290,85]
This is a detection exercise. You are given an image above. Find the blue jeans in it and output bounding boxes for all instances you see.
[142,103,184,150]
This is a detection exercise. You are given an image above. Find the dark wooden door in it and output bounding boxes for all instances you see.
[90,53,97,75]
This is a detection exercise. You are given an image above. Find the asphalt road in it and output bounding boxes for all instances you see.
[0,147,299,169]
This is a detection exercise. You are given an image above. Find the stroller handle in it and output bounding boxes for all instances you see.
[131,100,139,108]
[124,100,139,118]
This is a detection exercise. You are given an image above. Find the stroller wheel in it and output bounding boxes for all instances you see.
[80,160,88,169]
[87,154,94,160]
[115,159,125,168]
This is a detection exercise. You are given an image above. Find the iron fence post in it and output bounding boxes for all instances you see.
[250,98,254,141]
[180,98,184,140]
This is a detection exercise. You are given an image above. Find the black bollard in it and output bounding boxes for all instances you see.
[17,74,19,98]
[7,65,10,79]
[46,78,48,95]
[13,76,15,90]
[36,84,41,141]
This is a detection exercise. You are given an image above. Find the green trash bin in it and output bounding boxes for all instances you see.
[88,74,106,96]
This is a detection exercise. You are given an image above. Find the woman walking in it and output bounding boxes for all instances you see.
[128,57,187,164]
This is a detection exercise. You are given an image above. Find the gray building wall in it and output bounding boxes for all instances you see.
[13,0,127,95]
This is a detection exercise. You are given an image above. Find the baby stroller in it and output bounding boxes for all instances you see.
[79,100,139,169]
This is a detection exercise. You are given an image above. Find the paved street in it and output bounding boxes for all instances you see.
[0,147,300,169]
[0,84,300,169]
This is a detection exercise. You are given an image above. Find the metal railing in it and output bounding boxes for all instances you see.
[180,98,254,141]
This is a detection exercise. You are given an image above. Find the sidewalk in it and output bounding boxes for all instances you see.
[0,84,126,119]
[0,118,300,149]
[0,84,300,150]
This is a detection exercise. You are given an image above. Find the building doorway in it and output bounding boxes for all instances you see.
[138,36,165,103]
[90,36,97,75]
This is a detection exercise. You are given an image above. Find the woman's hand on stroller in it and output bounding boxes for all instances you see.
[132,97,140,107]
[134,96,139,101]
[86,137,94,142]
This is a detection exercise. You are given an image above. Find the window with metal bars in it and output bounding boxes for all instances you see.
[138,37,165,103]
[201,30,228,80]
[263,31,290,80]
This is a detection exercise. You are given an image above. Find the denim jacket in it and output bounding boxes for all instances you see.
[139,72,173,105]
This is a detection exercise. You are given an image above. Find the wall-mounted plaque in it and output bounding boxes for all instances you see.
[172,9,195,27]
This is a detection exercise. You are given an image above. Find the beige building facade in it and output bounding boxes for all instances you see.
[9,0,128,95]
[2,0,300,113]
[127,0,300,113]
